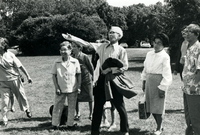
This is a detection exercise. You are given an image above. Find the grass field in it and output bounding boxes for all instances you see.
[0,55,186,135]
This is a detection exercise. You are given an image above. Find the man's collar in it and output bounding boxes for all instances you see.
[106,42,119,49]
[55,56,76,63]
[188,40,199,49]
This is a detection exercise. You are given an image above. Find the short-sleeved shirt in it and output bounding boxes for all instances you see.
[0,51,22,81]
[51,56,81,93]
[182,40,200,95]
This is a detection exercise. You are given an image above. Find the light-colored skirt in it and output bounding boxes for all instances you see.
[145,74,166,114]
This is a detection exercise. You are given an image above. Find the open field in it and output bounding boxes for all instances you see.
[0,55,185,135]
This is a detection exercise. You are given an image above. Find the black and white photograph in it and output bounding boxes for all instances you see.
[0,0,199,135]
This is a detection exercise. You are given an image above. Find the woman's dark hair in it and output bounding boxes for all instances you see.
[153,33,169,47]
[72,42,83,51]
[0,37,9,52]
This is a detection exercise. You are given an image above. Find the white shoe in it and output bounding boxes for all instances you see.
[10,107,15,112]
[100,120,110,128]
[108,124,117,131]
[153,130,162,135]
[122,132,129,135]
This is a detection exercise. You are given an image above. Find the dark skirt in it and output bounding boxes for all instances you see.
[77,73,93,102]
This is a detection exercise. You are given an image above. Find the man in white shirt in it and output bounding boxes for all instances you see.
[0,37,32,126]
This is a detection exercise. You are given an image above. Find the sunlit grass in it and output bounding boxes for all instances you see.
[0,56,185,135]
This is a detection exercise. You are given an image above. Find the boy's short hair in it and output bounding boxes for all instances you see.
[187,24,200,36]
[60,41,72,50]
[0,37,9,52]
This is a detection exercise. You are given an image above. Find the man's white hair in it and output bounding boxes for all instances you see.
[110,26,123,39]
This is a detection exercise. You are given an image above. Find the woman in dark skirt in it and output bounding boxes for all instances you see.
[141,33,172,135]
[71,42,94,120]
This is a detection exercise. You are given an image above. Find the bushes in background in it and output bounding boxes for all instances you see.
[15,12,107,55]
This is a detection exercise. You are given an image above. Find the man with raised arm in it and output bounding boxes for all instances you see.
[62,26,129,135]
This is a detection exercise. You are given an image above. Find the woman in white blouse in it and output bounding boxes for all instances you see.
[141,33,172,135]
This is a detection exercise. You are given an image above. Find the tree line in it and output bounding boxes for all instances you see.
[0,0,200,62]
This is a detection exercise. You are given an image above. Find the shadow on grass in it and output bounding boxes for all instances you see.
[126,109,184,115]
[127,109,138,113]
[100,128,150,135]
[3,123,92,133]
[129,60,144,63]
[9,116,51,122]
[3,122,150,135]
[78,126,150,135]
[127,109,185,114]
[165,109,184,114]
[3,121,52,132]
[127,67,143,72]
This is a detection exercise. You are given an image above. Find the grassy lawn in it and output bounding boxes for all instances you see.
[0,55,185,135]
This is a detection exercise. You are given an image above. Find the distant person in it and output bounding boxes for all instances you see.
[182,24,200,135]
[141,33,172,135]
[8,92,15,112]
[71,42,94,121]
[0,37,32,126]
[174,26,188,80]
[62,26,130,135]
[51,41,81,130]
[100,101,117,131]
[173,26,189,113]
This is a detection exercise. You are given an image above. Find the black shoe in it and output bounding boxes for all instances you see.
[67,123,78,130]
[49,126,59,132]
[2,121,8,127]
[10,108,15,113]
[88,116,92,121]
[74,115,80,121]
[26,110,32,118]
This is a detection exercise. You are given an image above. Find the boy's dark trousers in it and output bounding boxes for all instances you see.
[91,74,129,135]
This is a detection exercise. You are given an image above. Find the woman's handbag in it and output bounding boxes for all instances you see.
[138,94,150,119]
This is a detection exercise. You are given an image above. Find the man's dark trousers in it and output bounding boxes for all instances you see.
[91,74,129,135]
